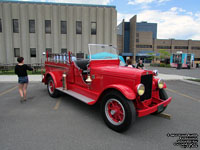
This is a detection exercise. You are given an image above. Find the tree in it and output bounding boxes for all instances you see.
[158,49,170,60]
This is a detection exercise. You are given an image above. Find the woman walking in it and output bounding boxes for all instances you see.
[15,57,33,102]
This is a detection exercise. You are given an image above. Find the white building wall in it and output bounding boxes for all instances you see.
[36,4,45,63]
[82,7,89,55]
[60,5,67,50]
[0,3,6,64]
[0,2,117,64]
[28,4,37,64]
[2,3,13,64]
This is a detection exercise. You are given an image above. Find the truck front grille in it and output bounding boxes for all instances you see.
[140,74,153,101]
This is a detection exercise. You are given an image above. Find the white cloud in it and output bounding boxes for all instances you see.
[21,0,112,5]
[118,8,200,40]
[128,0,154,5]
[170,7,186,13]
[128,0,170,5]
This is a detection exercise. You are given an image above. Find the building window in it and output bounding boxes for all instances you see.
[0,19,2,32]
[136,39,139,43]
[136,33,139,38]
[61,21,67,34]
[29,20,35,33]
[14,48,20,57]
[76,21,82,34]
[91,22,96,35]
[45,20,51,34]
[13,19,19,33]
[136,45,152,48]
[76,53,84,59]
[46,48,52,54]
[30,48,36,57]
[61,49,67,53]
[192,47,200,50]
[157,46,171,49]
[174,46,188,49]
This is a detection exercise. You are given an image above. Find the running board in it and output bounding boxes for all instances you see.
[56,87,95,105]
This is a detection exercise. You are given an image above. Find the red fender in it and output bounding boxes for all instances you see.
[153,78,167,89]
[103,84,136,100]
[163,82,167,89]
[45,72,58,88]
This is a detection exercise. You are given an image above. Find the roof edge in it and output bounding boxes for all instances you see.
[0,0,116,8]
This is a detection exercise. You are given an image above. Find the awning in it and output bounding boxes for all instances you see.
[136,51,160,57]
[120,53,133,56]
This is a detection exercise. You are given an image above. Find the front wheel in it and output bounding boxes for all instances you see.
[47,77,60,98]
[101,91,136,132]
[153,89,168,114]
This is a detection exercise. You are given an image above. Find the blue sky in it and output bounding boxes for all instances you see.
[14,0,200,40]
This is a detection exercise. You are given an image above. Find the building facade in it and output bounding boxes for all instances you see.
[0,1,117,64]
[117,15,200,63]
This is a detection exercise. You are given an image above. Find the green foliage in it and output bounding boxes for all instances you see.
[0,69,43,75]
[158,49,170,60]
[150,63,171,68]
[187,79,200,82]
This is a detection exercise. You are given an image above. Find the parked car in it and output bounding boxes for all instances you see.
[42,44,172,132]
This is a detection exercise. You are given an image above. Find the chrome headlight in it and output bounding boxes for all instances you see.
[158,79,164,89]
[153,70,158,76]
[137,84,145,96]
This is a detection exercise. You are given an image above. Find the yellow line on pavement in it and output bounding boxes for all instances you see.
[0,86,18,97]
[53,99,61,110]
[166,88,200,103]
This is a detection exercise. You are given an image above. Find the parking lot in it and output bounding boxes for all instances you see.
[146,66,200,78]
[0,81,199,150]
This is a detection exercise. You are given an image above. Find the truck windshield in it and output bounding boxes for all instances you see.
[88,44,119,60]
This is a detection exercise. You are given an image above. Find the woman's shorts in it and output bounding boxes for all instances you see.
[18,76,29,84]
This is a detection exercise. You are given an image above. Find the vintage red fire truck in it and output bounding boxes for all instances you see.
[42,44,172,132]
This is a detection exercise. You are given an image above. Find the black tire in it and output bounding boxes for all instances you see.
[153,89,168,114]
[47,76,60,98]
[101,91,136,132]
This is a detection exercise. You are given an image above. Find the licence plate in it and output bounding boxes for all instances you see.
[158,104,164,113]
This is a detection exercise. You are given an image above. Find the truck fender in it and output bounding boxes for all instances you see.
[153,78,167,89]
[102,84,136,100]
[45,72,58,88]
[163,82,167,89]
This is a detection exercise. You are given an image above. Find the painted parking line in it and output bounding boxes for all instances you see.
[53,98,61,110]
[166,88,200,103]
[0,86,18,97]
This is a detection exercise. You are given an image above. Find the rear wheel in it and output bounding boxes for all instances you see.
[153,89,168,114]
[47,77,60,98]
[101,91,136,132]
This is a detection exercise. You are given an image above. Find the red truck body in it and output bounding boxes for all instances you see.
[42,44,172,132]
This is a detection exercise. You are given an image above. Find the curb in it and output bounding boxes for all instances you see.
[181,79,200,86]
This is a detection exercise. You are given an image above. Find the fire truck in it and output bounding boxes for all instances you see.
[42,44,172,132]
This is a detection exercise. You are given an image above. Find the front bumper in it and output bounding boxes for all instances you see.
[137,97,172,117]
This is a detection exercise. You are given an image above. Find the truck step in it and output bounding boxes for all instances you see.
[56,87,95,104]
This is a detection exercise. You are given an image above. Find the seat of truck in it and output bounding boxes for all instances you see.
[74,59,89,74]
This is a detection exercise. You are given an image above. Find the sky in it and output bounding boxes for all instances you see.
[16,0,200,40]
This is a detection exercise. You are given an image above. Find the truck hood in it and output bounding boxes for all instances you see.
[92,65,153,79]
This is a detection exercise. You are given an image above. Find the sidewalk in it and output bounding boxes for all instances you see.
[0,73,197,82]
[0,75,42,82]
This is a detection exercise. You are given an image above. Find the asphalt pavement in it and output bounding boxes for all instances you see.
[146,66,200,78]
[0,81,199,150]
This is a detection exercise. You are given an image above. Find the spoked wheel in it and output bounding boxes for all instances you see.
[105,99,125,126]
[101,91,136,132]
[47,77,60,98]
[153,89,168,114]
